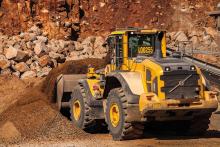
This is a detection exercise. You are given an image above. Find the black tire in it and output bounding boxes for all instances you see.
[174,114,211,136]
[187,114,211,136]
[70,84,95,130]
[106,88,144,140]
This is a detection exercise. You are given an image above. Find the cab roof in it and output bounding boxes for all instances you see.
[111,28,164,35]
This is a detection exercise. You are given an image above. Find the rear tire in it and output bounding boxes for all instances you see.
[70,84,95,130]
[187,114,211,136]
[106,88,144,140]
[174,114,211,136]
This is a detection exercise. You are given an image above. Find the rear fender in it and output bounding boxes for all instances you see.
[104,72,144,122]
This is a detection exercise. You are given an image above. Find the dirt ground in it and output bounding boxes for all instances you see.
[0,60,220,147]
[4,111,220,147]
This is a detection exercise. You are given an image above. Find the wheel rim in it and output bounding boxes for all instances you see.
[73,100,81,121]
[110,103,120,127]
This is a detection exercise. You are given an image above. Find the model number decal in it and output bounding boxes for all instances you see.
[138,47,154,54]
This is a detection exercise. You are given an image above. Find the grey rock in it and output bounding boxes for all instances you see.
[203,35,212,46]
[1,68,11,75]
[12,71,20,77]
[38,55,51,67]
[0,55,10,69]
[14,62,29,73]
[21,71,37,79]
[34,41,47,55]
[64,22,72,28]
[29,33,37,42]
[37,66,52,77]
[4,46,18,59]
[190,36,200,48]
[37,36,48,43]
[49,51,65,62]
[74,41,84,51]
[28,25,42,35]
[26,41,34,49]
[14,50,29,62]
[174,31,188,42]
[30,61,40,71]
[13,43,21,50]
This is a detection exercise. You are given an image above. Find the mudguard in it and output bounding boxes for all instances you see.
[105,72,144,122]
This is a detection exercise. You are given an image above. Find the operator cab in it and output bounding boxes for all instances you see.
[105,28,166,69]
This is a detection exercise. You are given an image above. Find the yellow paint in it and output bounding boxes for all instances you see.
[84,28,217,118]
[161,33,166,57]
[73,100,81,121]
[110,103,120,127]
[87,79,104,97]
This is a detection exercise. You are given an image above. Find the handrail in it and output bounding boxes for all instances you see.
[167,48,220,76]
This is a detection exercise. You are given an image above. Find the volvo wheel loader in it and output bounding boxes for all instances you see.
[55,28,218,140]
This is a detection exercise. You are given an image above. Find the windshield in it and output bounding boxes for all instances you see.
[128,34,155,57]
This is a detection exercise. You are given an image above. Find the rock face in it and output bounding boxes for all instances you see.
[0,25,106,79]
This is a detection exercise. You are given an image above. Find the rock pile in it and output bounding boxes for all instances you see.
[167,27,219,51]
[0,26,107,79]
[166,27,220,66]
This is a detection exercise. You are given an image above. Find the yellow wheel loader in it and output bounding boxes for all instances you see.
[56,28,218,140]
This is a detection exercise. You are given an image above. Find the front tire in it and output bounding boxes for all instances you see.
[70,85,95,130]
[106,88,144,140]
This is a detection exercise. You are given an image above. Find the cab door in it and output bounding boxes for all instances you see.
[107,35,123,70]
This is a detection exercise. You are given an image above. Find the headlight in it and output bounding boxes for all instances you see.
[165,66,171,72]
[190,66,196,71]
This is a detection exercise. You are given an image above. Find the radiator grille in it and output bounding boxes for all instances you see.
[161,71,200,99]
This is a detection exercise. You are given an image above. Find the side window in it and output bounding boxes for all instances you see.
[106,35,123,68]
[107,36,115,50]
[115,35,123,68]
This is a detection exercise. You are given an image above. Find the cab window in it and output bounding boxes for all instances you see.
[128,34,155,58]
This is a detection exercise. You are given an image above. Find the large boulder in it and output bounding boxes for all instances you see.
[204,27,218,38]
[93,36,107,56]
[24,33,37,42]
[37,36,48,43]
[37,66,52,77]
[28,25,42,36]
[38,55,51,67]
[174,31,188,42]
[4,46,18,59]
[0,55,10,69]
[1,68,12,75]
[74,41,84,51]
[49,51,65,63]
[14,50,29,62]
[21,71,37,79]
[14,62,29,73]
[34,41,47,55]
